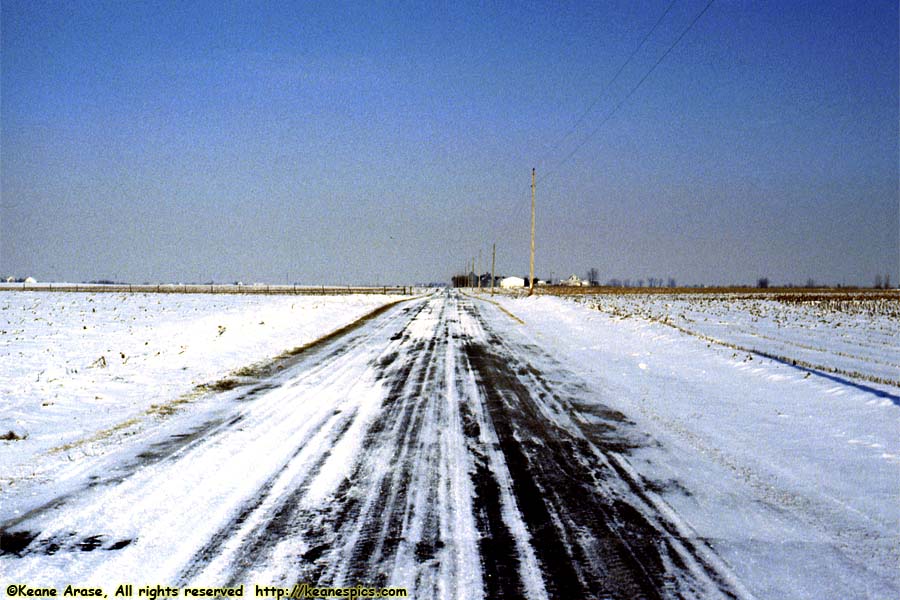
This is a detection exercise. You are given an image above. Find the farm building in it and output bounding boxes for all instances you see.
[500,276,525,288]
[562,274,586,287]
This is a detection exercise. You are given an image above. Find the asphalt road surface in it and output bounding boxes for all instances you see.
[1,291,748,599]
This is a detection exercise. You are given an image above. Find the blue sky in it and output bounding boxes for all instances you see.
[2,0,897,286]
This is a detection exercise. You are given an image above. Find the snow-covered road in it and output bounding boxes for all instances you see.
[1,290,896,599]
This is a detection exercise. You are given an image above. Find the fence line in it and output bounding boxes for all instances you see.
[0,283,413,296]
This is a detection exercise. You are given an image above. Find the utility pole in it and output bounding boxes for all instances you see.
[478,249,482,291]
[490,243,496,297]
[529,167,536,296]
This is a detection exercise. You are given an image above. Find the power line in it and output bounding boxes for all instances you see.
[542,0,680,162]
[507,3,680,226]
[498,0,716,274]
[540,0,716,185]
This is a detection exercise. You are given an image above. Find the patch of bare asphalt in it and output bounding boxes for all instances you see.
[0,529,133,557]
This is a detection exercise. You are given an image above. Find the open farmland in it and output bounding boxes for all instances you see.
[559,289,900,390]
[1,289,898,599]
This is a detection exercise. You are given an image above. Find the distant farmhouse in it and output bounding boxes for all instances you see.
[561,274,587,287]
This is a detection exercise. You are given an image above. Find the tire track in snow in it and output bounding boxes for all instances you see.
[308,297,479,596]
[176,298,470,594]
[183,301,436,585]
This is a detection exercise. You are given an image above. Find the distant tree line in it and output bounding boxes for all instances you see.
[451,274,470,288]
[598,277,678,288]
[450,268,897,290]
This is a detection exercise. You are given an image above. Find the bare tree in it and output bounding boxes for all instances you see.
[451,274,469,288]
[757,277,769,289]
[587,268,599,286]
[874,274,883,289]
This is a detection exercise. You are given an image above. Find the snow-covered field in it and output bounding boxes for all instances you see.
[0,291,402,485]
[570,291,900,388]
